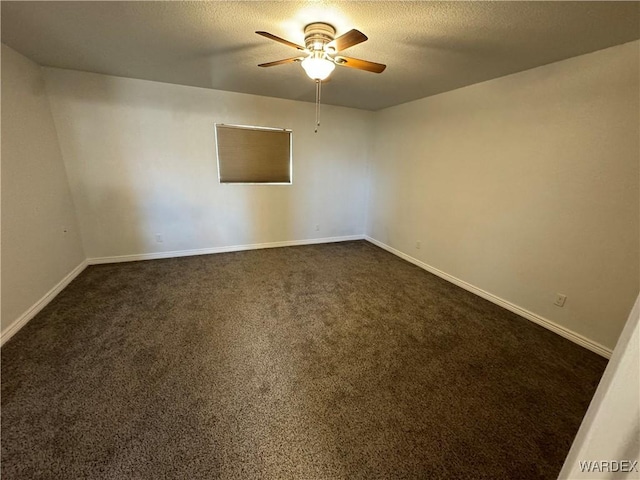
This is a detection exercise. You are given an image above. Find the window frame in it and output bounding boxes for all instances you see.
[215,123,293,185]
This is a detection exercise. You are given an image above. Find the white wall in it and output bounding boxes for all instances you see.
[1,45,85,335]
[366,41,640,351]
[559,295,639,479]
[43,69,373,260]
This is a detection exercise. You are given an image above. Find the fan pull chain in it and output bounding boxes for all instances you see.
[315,79,321,133]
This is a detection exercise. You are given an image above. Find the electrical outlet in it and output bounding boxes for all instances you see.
[554,294,567,307]
[416,241,421,250]
[155,234,163,243]
[315,224,320,231]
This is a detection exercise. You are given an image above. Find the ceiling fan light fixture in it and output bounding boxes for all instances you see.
[301,56,335,81]
[256,22,385,131]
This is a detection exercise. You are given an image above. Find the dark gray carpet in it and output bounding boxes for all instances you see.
[2,241,606,479]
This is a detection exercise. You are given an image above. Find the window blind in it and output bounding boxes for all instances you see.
[216,124,292,184]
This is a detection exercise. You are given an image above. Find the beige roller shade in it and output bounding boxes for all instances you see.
[216,124,292,183]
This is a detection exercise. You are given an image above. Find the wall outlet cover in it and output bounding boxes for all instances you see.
[554,294,567,307]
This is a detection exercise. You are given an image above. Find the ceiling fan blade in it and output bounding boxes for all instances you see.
[256,31,305,51]
[334,56,386,74]
[258,57,305,68]
[326,29,368,52]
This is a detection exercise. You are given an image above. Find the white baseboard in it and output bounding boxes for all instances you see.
[87,235,365,265]
[6,235,609,358]
[365,236,612,359]
[1,236,364,346]
[1,260,88,346]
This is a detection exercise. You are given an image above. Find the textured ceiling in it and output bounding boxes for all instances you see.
[2,1,639,110]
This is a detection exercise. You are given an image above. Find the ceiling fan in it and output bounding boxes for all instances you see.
[256,23,386,80]
[256,23,386,132]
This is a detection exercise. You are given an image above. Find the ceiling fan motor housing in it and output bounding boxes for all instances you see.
[304,23,336,52]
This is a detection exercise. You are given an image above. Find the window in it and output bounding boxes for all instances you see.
[215,124,292,184]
